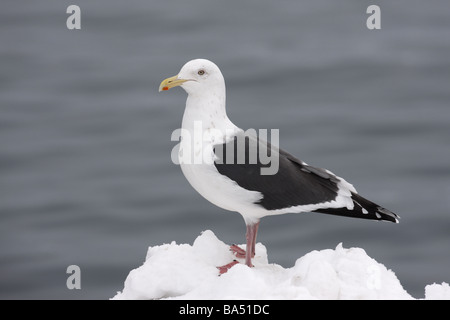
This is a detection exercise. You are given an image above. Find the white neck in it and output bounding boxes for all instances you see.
[182,91,239,139]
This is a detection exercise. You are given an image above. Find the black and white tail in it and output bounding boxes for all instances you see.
[314,192,399,223]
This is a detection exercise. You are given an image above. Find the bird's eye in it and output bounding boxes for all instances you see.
[198,70,205,76]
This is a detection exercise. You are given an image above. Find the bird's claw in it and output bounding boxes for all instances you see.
[217,260,239,275]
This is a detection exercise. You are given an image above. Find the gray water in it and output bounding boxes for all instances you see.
[1,0,450,299]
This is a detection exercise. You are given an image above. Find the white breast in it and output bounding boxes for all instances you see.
[178,123,265,223]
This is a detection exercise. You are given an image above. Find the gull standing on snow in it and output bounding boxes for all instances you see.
[159,59,399,273]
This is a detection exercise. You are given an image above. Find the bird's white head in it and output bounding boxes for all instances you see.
[159,59,225,97]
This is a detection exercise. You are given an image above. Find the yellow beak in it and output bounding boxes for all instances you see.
[158,74,189,92]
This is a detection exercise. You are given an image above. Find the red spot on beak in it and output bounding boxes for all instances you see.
[162,87,169,91]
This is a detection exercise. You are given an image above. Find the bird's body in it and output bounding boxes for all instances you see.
[159,59,398,272]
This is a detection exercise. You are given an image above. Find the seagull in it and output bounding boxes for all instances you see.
[159,59,399,273]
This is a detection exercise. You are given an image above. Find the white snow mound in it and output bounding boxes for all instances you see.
[112,230,448,300]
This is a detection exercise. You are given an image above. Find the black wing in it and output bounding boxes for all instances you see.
[213,133,398,223]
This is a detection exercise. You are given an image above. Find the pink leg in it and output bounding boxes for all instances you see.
[217,221,260,273]
[251,222,259,257]
[229,222,260,259]
[245,222,260,268]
